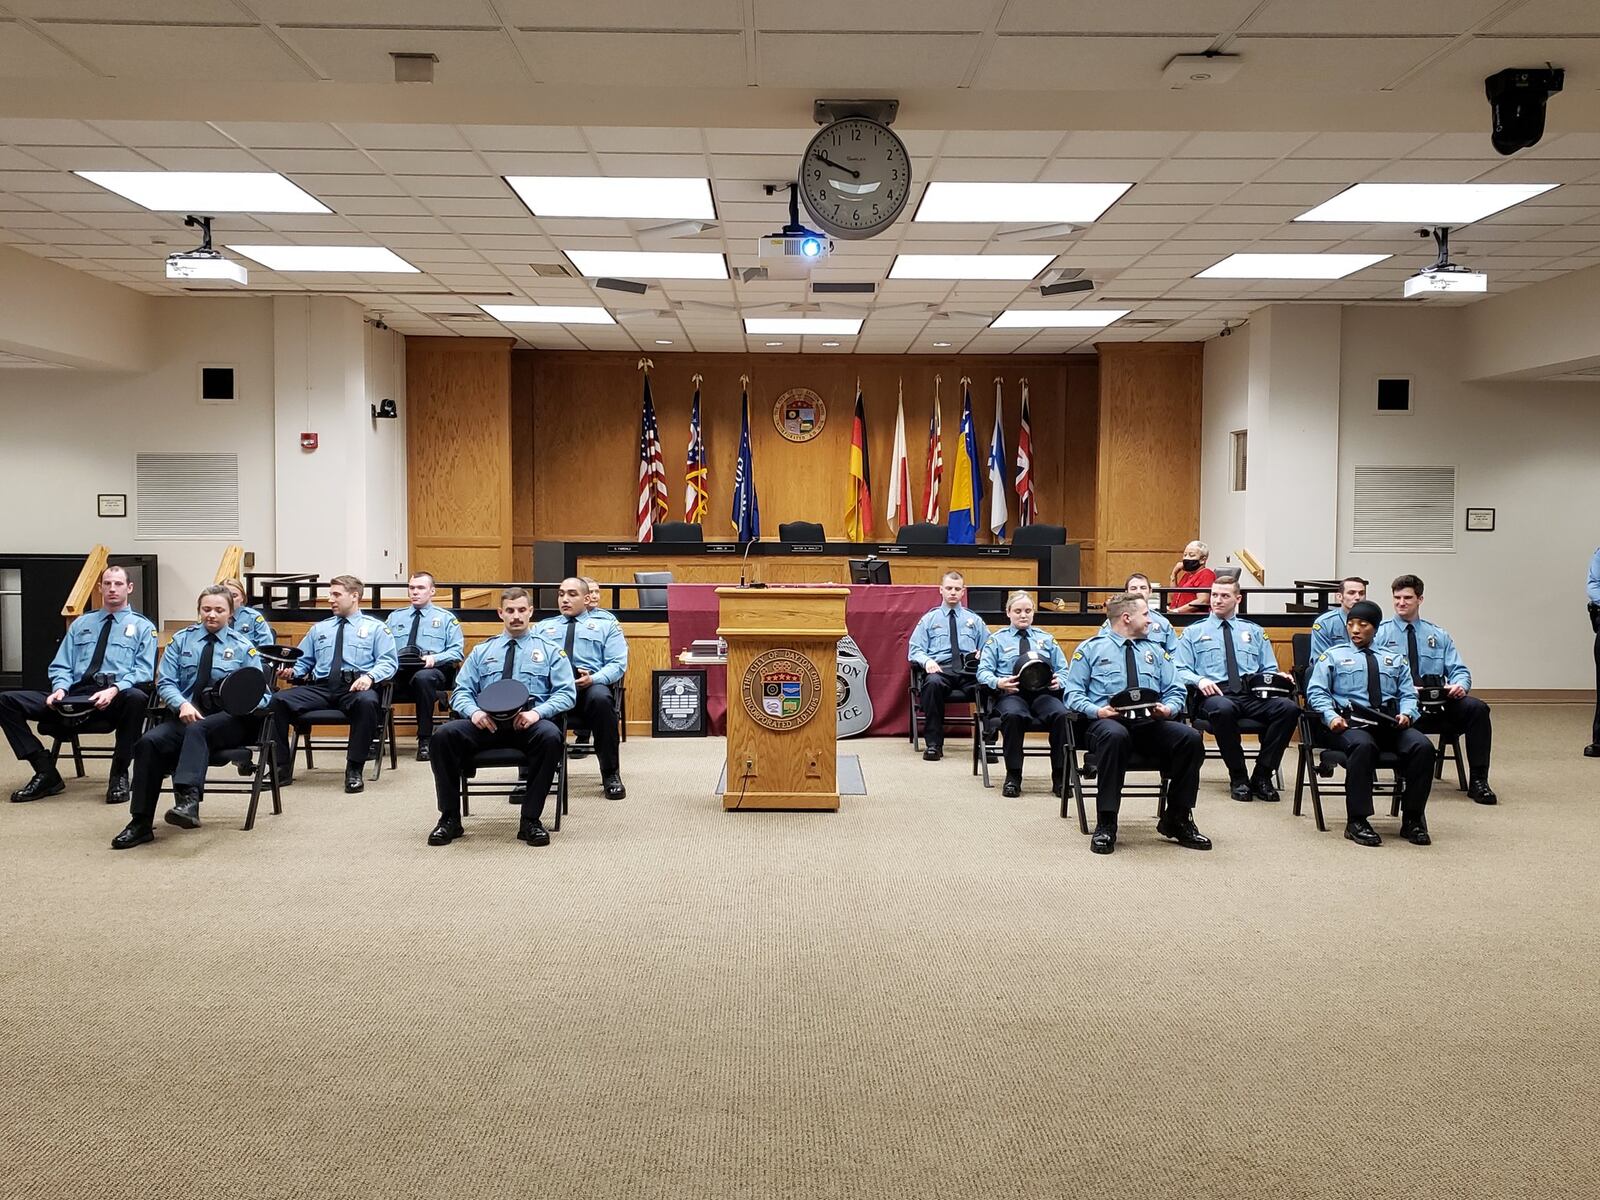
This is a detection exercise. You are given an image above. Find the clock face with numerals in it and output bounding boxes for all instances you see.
[800,117,912,241]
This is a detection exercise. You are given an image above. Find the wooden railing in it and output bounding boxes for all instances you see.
[60,544,110,619]
[1236,548,1264,585]
[213,544,244,585]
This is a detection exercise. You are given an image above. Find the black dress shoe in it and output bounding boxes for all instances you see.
[1585,744,1600,758]
[164,788,202,829]
[1156,813,1213,850]
[603,774,626,800]
[10,767,65,803]
[1001,774,1022,798]
[343,765,364,794]
[1400,820,1432,846]
[1090,826,1116,855]
[518,819,551,847]
[1467,779,1497,805]
[105,771,130,805]
[1250,778,1281,803]
[416,743,431,763]
[1229,779,1252,802]
[110,821,154,850]
[1344,819,1382,847]
[1052,773,1065,798]
[234,753,257,777]
[427,817,463,846]
[922,746,942,761]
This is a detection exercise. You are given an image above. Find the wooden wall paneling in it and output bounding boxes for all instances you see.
[407,337,514,580]
[523,352,1096,547]
[1092,343,1203,591]
[511,353,535,579]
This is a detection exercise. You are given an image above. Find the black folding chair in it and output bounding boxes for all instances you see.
[1059,712,1171,836]
[1184,686,1285,790]
[566,682,626,758]
[46,680,155,777]
[971,685,1059,791]
[288,679,398,781]
[908,664,978,752]
[460,720,570,832]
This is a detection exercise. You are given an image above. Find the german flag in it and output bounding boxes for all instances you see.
[844,381,873,542]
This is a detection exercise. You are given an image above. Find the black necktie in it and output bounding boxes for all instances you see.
[85,612,114,678]
[1364,647,1383,708]
[1406,623,1420,678]
[1016,630,1031,667]
[405,608,423,653]
[501,637,518,679]
[946,608,961,668]
[1219,619,1241,691]
[564,616,577,658]
[328,617,348,681]
[1124,640,1140,690]
[192,633,217,702]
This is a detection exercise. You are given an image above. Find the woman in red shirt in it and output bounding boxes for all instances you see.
[1168,540,1215,613]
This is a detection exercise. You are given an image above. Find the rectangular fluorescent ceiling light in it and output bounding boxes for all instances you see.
[889,254,1055,280]
[229,245,418,272]
[76,171,330,213]
[914,182,1132,224]
[744,318,863,336]
[480,304,615,325]
[564,250,728,280]
[1197,253,1390,280]
[991,309,1128,329]
[1295,183,1559,224]
[507,176,714,220]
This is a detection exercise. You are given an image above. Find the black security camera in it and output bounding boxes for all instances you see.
[1485,67,1564,155]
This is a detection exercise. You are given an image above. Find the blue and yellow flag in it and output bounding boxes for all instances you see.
[946,378,982,544]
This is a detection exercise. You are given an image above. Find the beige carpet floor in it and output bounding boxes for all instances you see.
[4,705,1599,1199]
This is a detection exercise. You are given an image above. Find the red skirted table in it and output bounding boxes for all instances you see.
[666,583,939,736]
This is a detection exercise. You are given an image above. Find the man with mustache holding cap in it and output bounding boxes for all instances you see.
[1306,599,1434,847]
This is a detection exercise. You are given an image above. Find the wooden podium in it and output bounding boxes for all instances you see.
[716,587,849,811]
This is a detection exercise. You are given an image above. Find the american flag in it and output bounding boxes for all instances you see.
[684,373,707,522]
[920,376,943,522]
[636,367,669,542]
[1015,377,1036,527]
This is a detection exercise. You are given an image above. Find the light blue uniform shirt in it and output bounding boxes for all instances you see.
[1096,608,1178,655]
[1065,631,1185,719]
[1310,607,1351,657]
[157,624,267,712]
[1587,548,1600,605]
[977,625,1069,692]
[288,612,398,683]
[450,631,576,721]
[1307,643,1419,724]
[48,607,157,693]
[535,614,628,687]
[231,604,274,649]
[908,605,989,670]
[1174,614,1281,688]
[1373,616,1470,690]
[385,603,465,666]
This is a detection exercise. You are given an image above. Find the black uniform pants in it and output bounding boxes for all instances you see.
[131,712,260,823]
[0,685,148,767]
[1197,691,1300,781]
[1416,695,1493,778]
[268,683,380,767]
[398,666,453,742]
[1084,717,1203,818]
[430,717,562,823]
[573,682,620,774]
[995,691,1069,775]
[918,670,974,747]
[1325,724,1434,821]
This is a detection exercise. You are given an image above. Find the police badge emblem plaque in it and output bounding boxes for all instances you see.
[835,635,872,738]
[652,669,708,737]
[741,649,822,732]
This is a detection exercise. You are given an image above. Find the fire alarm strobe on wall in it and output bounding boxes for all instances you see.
[300,433,318,451]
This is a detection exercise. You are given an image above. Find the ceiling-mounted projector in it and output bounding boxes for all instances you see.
[166,215,247,286]
[1404,225,1485,302]
[757,181,833,278]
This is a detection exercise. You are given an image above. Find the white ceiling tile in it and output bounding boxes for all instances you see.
[25,145,160,172]
[929,157,1054,183]
[978,35,1206,90]
[1254,158,1385,183]
[1248,0,1508,34]
[1363,159,1497,183]
[1177,132,1313,158]
[88,120,236,148]
[331,196,434,217]
[1294,132,1436,158]
[141,148,268,171]
[278,28,532,86]
[585,127,706,154]
[257,148,381,173]
[703,129,811,156]
[460,125,593,153]
[1037,159,1161,183]
[1228,36,1451,90]
[11,0,239,15]
[939,131,1066,158]
[758,33,977,88]
[760,0,985,31]
[998,0,1260,34]
[479,151,598,175]
[600,153,713,176]
[250,1,500,23]
[46,23,315,82]
[399,175,515,198]
[368,149,488,175]
[1145,159,1265,184]
[0,148,51,171]
[339,124,473,151]
[497,0,740,30]
[516,31,745,86]
[421,197,527,218]
[0,21,95,79]
[213,122,354,149]
[303,175,408,197]
[1488,0,1600,33]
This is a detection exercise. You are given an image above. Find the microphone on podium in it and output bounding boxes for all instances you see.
[739,534,765,588]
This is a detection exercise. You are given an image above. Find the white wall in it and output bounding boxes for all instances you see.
[1337,305,1600,688]
[0,297,276,621]
[1199,323,1250,575]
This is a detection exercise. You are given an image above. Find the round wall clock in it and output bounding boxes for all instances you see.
[772,387,827,443]
[800,116,912,241]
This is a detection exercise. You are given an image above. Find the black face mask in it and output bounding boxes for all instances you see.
[1181,558,1200,572]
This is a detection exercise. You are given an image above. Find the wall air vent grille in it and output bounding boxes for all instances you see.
[1352,465,1454,553]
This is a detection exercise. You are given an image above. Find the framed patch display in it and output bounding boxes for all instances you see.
[652,668,708,737]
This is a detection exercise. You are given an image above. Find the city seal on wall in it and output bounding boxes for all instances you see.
[772,387,827,443]
[741,648,823,732]
[835,635,872,738]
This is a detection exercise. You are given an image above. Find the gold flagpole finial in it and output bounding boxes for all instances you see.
[739,373,751,388]
[856,375,862,394]
[934,373,941,395]
[637,357,653,372]
[994,375,1004,385]
[1020,375,1028,387]
[691,372,704,386]
[959,375,972,389]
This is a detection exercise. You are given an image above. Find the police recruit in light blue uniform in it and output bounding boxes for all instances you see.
[267,608,399,783]
[1374,609,1494,795]
[1309,606,1351,657]
[976,621,1070,789]
[1096,607,1178,655]
[1588,547,1600,754]
[1173,610,1297,798]
[231,604,275,649]
[386,600,466,753]
[429,627,576,833]
[535,606,628,789]
[908,600,989,757]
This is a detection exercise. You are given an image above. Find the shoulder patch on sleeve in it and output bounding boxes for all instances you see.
[1316,652,1328,662]
[247,647,258,658]
[1071,651,1083,660]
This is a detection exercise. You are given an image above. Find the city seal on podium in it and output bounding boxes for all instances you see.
[741,648,823,732]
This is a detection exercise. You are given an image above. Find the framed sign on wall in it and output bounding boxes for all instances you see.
[652,668,709,737]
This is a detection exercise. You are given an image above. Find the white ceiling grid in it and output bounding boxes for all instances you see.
[0,0,1598,353]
